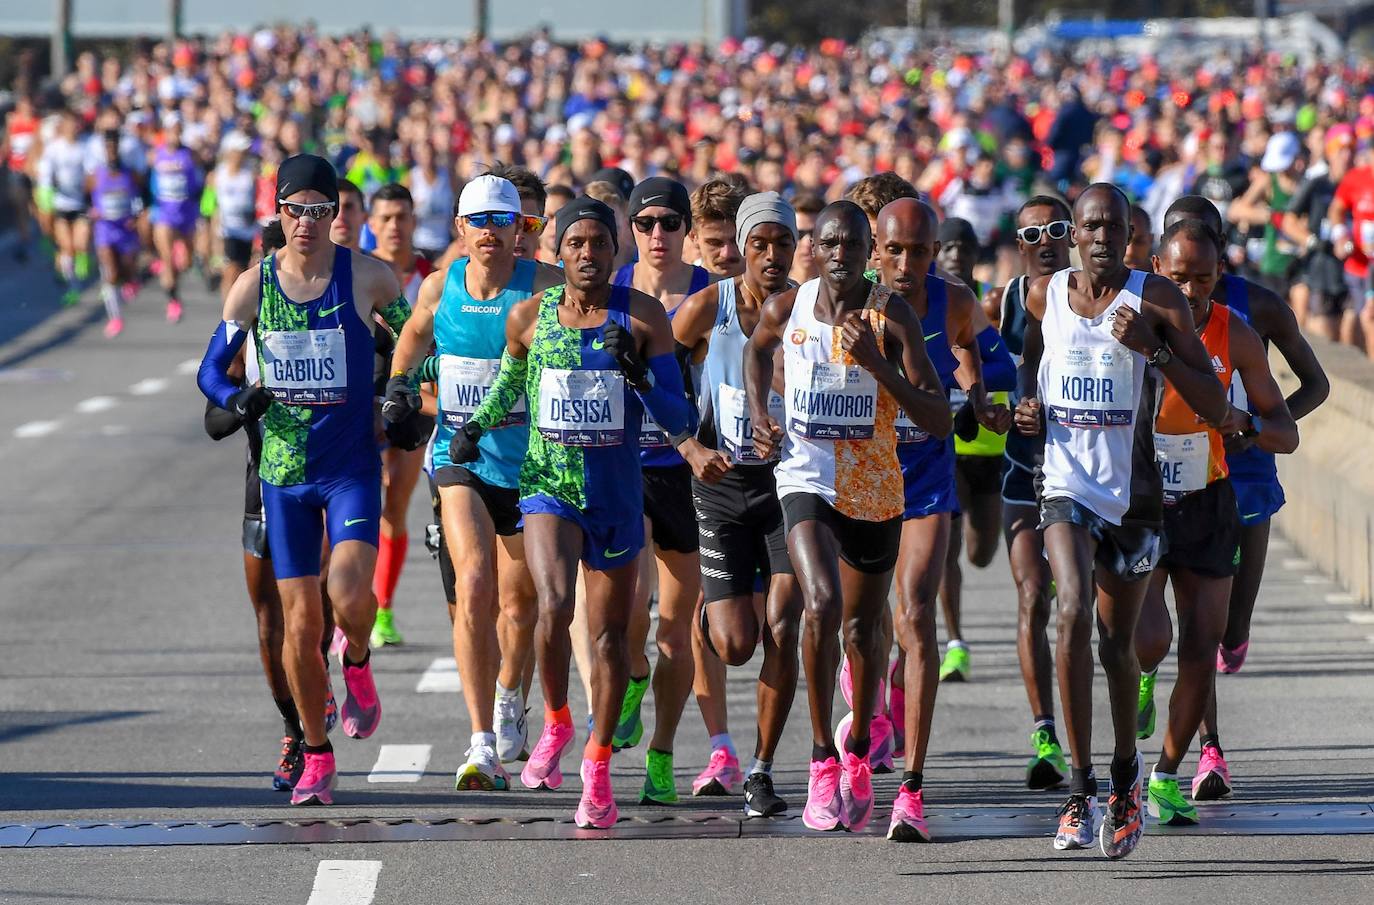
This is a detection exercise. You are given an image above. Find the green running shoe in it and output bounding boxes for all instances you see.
[1147,775,1199,826]
[369,609,404,647]
[640,748,679,805]
[60,288,81,307]
[1136,671,1157,740]
[612,675,649,751]
[1026,727,1068,790]
[938,645,970,682]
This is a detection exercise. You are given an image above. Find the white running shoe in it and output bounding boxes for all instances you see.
[455,742,510,791]
[494,691,529,763]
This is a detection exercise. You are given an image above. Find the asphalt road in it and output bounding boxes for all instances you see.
[1,257,1372,904]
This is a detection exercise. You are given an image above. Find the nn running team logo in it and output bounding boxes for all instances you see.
[790,328,807,345]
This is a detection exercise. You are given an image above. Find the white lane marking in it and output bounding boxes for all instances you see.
[1303,574,1331,585]
[1282,558,1312,571]
[176,358,201,376]
[75,396,119,414]
[367,744,431,783]
[100,424,131,437]
[129,377,169,395]
[1345,612,1374,625]
[415,657,462,693]
[1326,593,1360,606]
[306,860,382,905]
[14,420,61,439]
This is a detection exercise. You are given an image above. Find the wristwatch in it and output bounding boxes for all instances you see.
[1147,344,1172,368]
[1242,413,1262,439]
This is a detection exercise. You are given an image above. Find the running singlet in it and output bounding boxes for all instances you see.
[897,273,957,452]
[1154,303,1234,503]
[700,278,784,463]
[614,262,709,466]
[430,257,536,488]
[1038,268,1161,526]
[1216,274,1278,485]
[256,248,380,486]
[44,138,90,212]
[1000,274,1043,474]
[6,113,36,171]
[410,167,456,252]
[216,163,258,241]
[90,167,137,227]
[775,278,903,522]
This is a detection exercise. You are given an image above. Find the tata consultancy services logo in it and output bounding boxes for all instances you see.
[790,328,807,345]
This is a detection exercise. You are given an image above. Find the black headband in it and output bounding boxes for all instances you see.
[555,196,620,254]
[276,154,340,207]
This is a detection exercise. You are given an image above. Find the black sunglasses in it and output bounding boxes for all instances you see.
[1016,220,1071,245]
[631,214,684,234]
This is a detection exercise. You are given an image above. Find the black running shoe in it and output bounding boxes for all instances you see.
[743,772,787,817]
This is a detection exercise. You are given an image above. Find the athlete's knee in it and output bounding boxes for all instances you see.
[1096,631,1137,675]
[1056,592,1094,640]
[842,612,880,655]
[591,622,629,664]
[765,609,801,656]
[967,534,998,568]
[801,596,841,640]
[1016,578,1051,627]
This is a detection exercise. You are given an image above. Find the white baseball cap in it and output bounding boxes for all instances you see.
[222,131,253,153]
[457,174,522,218]
[1261,131,1301,173]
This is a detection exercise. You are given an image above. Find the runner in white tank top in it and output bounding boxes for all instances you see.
[744,202,950,837]
[1014,184,1229,860]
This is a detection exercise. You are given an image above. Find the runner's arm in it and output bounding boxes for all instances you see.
[1228,317,1298,455]
[878,296,953,439]
[358,253,410,337]
[1133,276,1228,428]
[1247,284,1330,421]
[390,268,444,380]
[671,281,721,365]
[467,296,538,431]
[629,294,693,440]
[1013,276,1050,436]
[197,267,260,410]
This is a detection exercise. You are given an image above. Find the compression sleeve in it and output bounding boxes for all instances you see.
[469,350,529,431]
[416,355,441,384]
[377,295,412,339]
[197,320,250,410]
[978,325,1017,392]
[636,352,693,438]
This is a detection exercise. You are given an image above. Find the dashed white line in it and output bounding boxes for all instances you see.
[1302,574,1331,585]
[1326,593,1359,606]
[14,420,62,439]
[306,860,382,905]
[1344,611,1374,624]
[175,358,201,376]
[415,657,462,693]
[75,396,118,414]
[1282,558,1313,571]
[129,377,169,396]
[367,744,431,783]
[100,424,131,437]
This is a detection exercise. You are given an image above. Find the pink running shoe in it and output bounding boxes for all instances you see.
[1192,743,1234,801]
[120,282,138,303]
[1216,641,1249,674]
[165,299,183,323]
[340,655,381,739]
[290,750,336,805]
[838,657,886,715]
[330,626,348,661]
[887,786,932,842]
[802,757,844,831]
[834,711,896,773]
[520,720,575,790]
[890,659,906,750]
[839,750,874,832]
[103,317,124,338]
[692,746,743,796]
[574,759,619,829]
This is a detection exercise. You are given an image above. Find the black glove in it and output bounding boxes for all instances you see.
[448,421,485,464]
[602,321,648,385]
[229,385,273,421]
[385,409,430,451]
[382,374,421,424]
[954,398,980,443]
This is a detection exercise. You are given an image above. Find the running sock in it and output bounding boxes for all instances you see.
[811,743,838,763]
[1110,755,1139,795]
[496,682,520,700]
[165,285,177,301]
[748,758,772,777]
[274,696,303,741]
[901,771,923,793]
[1033,716,1057,742]
[1200,734,1224,756]
[845,733,871,758]
[1150,769,1177,783]
[709,733,735,756]
[546,703,573,727]
[584,740,613,762]
[1070,767,1098,798]
[947,639,967,651]
[58,254,74,282]
[372,531,408,609]
[303,741,333,755]
[101,283,120,320]
[470,731,497,751]
[344,648,371,669]
[75,251,90,280]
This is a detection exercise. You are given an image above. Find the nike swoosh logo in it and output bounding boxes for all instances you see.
[1243,512,1261,520]
[318,302,348,318]
[604,547,630,558]
[988,341,1001,352]
[924,331,943,342]
[344,518,369,527]
[591,338,605,350]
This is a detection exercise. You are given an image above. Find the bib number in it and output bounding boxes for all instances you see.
[785,359,878,441]
[260,328,348,405]
[1155,431,1209,502]
[99,193,131,221]
[720,384,784,462]
[439,355,526,429]
[159,170,188,202]
[537,368,625,446]
[1046,345,1135,427]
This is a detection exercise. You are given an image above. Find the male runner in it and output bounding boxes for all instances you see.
[983,195,1074,789]
[1135,219,1298,825]
[1014,183,1227,858]
[1125,205,1154,272]
[487,163,550,262]
[198,154,410,805]
[150,115,202,323]
[453,197,693,828]
[790,192,824,284]
[385,175,562,788]
[331,179,366,251]
[367,182,434,646]
[39,109,92,306]
[688,178,749,277]
[211,131,259,300]
[609,177,712,797]
[89,129,141,338]
[1155,195,1328,795]
[744,201,950,835]
[671,191,801,816]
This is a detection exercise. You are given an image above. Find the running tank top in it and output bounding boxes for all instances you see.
[1154,303,1234,503]
[520,284,646,522]
[1216,273,1278,484]
[256,247,379,486]
[430,257,536,488]
[1038,268,1162,526]
[614,262,709,468]
[152,146,197,207]
[410,167,456,252]
[896,272,957,479]
[7,114,36,170]
[776,279,903,522]
[700,277,784,463]
[1000,275,1043,473]
[91,167,137,225]
[46,139,89,211]
[216,163,258,240]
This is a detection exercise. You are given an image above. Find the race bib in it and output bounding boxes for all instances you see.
[260,328,348,404]
[1228,369,1250,413]
[99,192,132,221]
[1046,345,1135,427]
[1155,431,1209,502]
[895,408,930,444]
[438,355,526,429]
[537,368,625,446]
[785,358,877,441]
[640,410,670,449]
[159,170,189,202]
[719,384,784,462]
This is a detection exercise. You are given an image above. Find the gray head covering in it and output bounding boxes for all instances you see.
[735,191,797,248]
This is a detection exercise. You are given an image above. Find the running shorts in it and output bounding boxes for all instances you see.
[521,492,644,572]
[435,464,522,537]
[1160,479,1240,578]
[693,465,793,604]
[1039,496,1161,583]
[781,492,900,575]
[260,471,383,579]
[643,463,699,554]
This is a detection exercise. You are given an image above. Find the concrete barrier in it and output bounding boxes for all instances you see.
[1271,334,1374,608]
